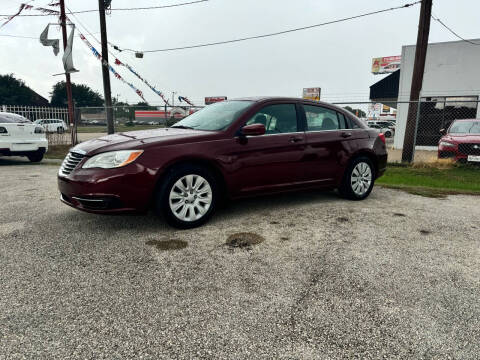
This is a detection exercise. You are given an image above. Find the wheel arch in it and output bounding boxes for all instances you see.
[152,156,228,205]
[340,150,379,183]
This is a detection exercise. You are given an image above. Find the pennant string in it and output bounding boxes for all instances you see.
[79,33,146,102]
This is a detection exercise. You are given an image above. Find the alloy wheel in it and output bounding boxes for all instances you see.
[351,162,372,196]
[169,174,212,222]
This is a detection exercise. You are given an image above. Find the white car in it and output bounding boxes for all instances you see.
[34,119,68,133]
[0,112,48,162]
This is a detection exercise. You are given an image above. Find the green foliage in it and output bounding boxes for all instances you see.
[377,164,480,196]
[344,106,366,118]
[0,74,48,106]
[51,81,104,107]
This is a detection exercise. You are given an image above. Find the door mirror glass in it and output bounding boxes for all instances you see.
[242,123,266,136]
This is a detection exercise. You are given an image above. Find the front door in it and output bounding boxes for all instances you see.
[228,103,307,195]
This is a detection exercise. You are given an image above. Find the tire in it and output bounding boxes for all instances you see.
[27,149,44,163]
[338,156,375,200]
[155,164,218,229]
[384,130,392,138]
[57,127,65,134]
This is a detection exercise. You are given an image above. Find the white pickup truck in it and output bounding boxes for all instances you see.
[0,112,48,162]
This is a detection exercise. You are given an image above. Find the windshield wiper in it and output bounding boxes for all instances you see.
[170,125,194,129]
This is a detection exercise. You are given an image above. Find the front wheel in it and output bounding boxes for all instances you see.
[338,156,375,200]
[156,164,218,229]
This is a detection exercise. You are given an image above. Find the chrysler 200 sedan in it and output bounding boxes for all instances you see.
[58,97,387,228]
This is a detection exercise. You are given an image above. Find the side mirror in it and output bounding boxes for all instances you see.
[242,123,265,136]
[439,128,446,135]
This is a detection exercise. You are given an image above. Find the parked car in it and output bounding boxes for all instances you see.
[0,112,48,162]
[58,97,387,228]
[438,119,480,163]
[34,119,68,133]
[368,123,394,138]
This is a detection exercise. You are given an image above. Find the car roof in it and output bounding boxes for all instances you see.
[231,97,351,113]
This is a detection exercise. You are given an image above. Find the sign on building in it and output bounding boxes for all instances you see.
[302,87,321,101]
[367,103,382,119]
[205,96,227,105]
[371,56,401,74]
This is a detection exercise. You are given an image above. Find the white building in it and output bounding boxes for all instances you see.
[370,39,480,149]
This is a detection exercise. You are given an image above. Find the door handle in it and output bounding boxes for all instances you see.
[341,132,352,138]
[289,136,303,143]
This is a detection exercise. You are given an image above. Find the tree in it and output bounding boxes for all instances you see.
[0,74,49,106]
[50,81,104,107]
[344,106,366,118]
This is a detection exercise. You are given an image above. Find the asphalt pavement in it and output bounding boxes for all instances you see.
[1,158,479,359]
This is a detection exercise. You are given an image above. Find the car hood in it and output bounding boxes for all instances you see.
[442,134,480,143]
[72,128,218,155]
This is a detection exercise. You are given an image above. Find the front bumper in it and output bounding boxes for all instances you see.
[58,163,157,214]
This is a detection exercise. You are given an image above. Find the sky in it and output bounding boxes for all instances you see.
[1,0,479,106]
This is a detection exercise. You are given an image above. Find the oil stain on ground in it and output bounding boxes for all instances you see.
[226,232,265,250]
[146,239,188,251]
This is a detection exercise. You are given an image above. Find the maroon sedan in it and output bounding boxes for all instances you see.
[58,97,387,228]
[438,119,480,163]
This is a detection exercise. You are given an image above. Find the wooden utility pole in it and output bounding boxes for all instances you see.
[401,0,432,163]
[98,0,114,134]
[59,0,75,144]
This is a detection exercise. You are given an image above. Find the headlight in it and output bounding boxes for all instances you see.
[82,150,144,169]
[439,141,456,148]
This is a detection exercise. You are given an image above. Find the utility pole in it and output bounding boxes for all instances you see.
[98,0,114,134]
[59,0,75,144]
[401,0,432,163]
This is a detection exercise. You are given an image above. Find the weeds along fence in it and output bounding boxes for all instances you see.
[1,105,71,146]
[333,98,480,163]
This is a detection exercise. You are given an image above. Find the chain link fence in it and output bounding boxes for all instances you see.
[333,98,480,163]
[1,104,72,146]
[75,105,203,142]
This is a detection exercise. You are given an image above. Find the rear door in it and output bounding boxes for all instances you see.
[301,104,360,183]
[228,102,308,195]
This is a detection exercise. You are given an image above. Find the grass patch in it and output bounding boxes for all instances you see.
[45,144,70,159]
[77,124,164,133]
[378,164,480,197]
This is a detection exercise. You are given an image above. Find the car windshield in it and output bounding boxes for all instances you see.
[449,120,480,134]
[172,100,253,131]
[0,113,31,124]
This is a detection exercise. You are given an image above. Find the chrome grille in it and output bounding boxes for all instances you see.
[59,151,85,175]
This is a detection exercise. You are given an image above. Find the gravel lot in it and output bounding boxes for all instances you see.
[1,158,479,359]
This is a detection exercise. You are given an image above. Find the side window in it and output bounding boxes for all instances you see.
[246,104,298,134]
[304,105,340,131]
[346,115,361,129]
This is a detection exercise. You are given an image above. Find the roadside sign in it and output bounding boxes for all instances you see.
[302,87,321,101]
[205,96,227,105]
[371,56,401,74]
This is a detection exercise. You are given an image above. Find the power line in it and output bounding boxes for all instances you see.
[116,1,421,53]
[431,13,480,46]
[0,0,208,17]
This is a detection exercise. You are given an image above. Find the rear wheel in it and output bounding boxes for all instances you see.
[27,149,45,163]
[57,127,65,134]
[339,156,375,200]
[156,164,218,229]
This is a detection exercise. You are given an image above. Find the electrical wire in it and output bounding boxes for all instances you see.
[431,13,480,46]
[0,0,208,17]
[115,1,421,53]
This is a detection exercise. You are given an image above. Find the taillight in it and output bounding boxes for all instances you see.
[378,133,386,144]
[34,126,45,134]
[0,126,7,134]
